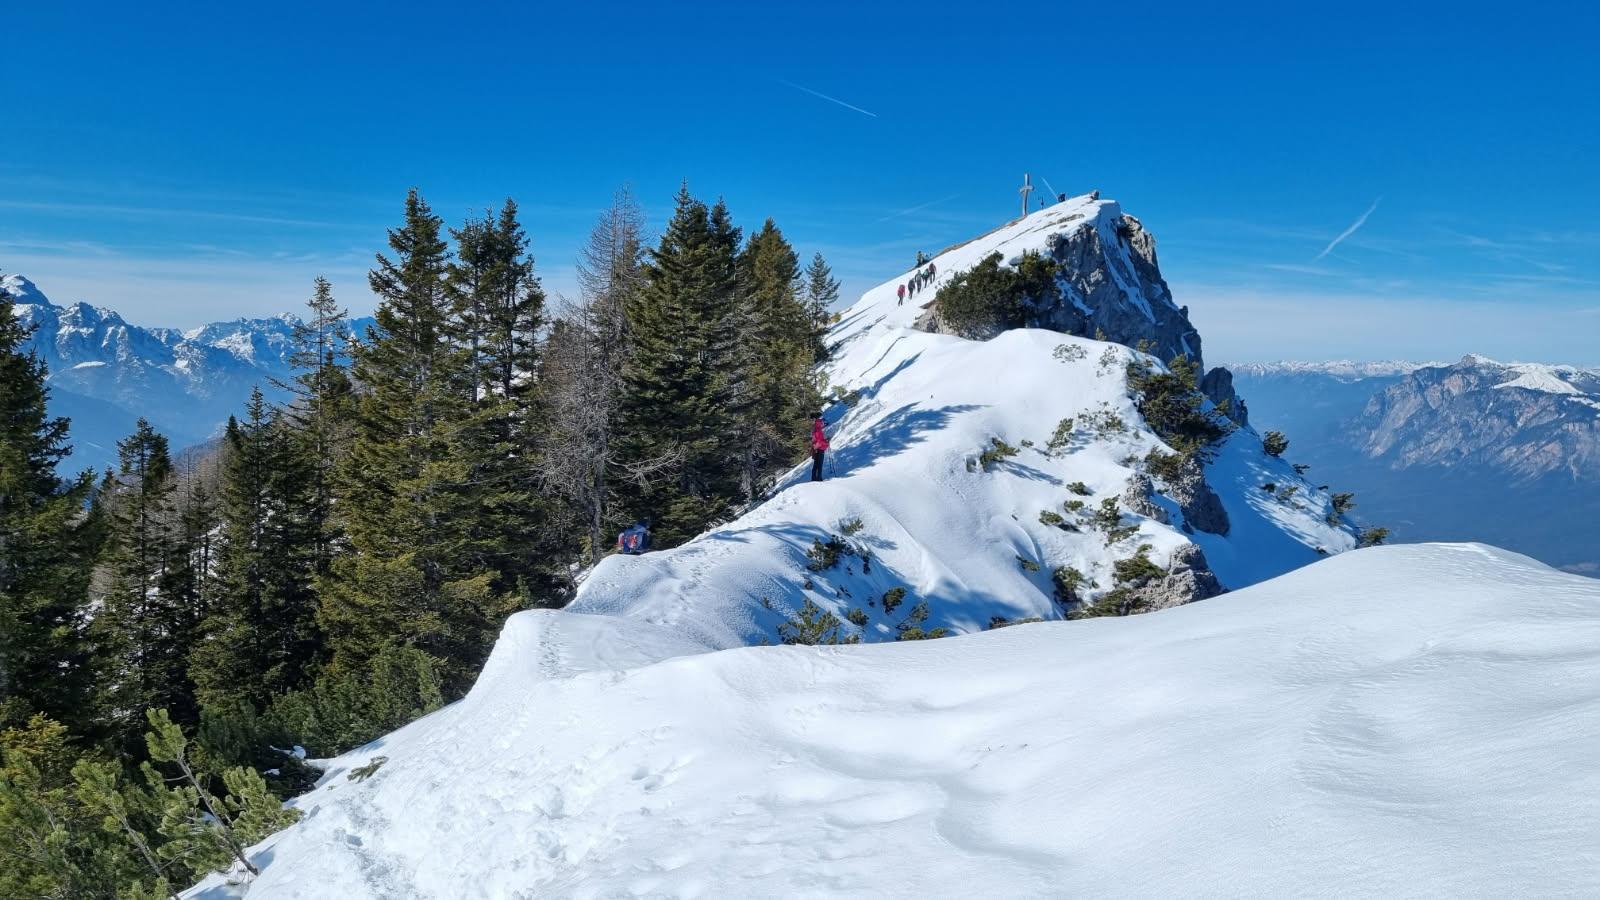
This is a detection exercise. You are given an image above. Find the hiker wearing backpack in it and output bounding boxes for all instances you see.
[810,413,830,482]
[617,518,652,555]
[897,283,905,305]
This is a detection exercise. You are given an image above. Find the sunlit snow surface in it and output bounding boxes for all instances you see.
[189,198,1600,898]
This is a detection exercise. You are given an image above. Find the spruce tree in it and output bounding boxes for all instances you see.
[0,276,101,733]
[276,277,355,578]
[618,186,743,544]
[191,392,320,709]
[801,251,840,362]
[320,190,515,695]
[730,218,820,500]
[446,200,554,602]
[93,420,200,745]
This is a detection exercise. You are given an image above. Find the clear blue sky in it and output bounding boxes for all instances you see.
[4,1,1597,363]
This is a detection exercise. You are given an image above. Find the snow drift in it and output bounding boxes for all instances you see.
[196,544,1600,898]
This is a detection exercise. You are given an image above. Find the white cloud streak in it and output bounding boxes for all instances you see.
[778,80,879,118]
[1313,198,1381,261]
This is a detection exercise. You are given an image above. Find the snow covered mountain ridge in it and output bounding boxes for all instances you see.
[1228,359,1443,380]
[2,272,372,471]
[182,193,1531,899]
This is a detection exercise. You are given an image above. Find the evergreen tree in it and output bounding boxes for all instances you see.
[618,186,743,544]
[730,218,821,501]
[191,391,320,709]
[276,277,355,578]
[446,200,555,603]
[93,420,200,745]
[800,251,839,362]
[320,190,514,695]
[0,276,101,732]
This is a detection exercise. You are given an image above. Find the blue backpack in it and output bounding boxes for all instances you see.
[619,524,650,555]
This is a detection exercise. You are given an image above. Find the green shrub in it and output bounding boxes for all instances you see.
[1046,418,1076,455]
[267,646,445,758]
[934,250,1058,339]
[778,600,860,645]
[1039,509,1066,527]
[895,602,950,641]
[1261,482,1277,494]
[845,608,869,627]
[988,616,1045,630]
[1330,492,1356,516]
[1112,544,1163,585]
[979,437,1020,470]
[1053,343,1088,363]
[1081,405,1127,436]
[1063,499,1087,513]
[1143,448,1186,483]
[1262,431,1290,457]
[838,516,865,536]
[805,535,853,571]
[1358,527,1390,548]
[1052,566,1086,606]
[1126,356,1234,459]
[1017,555,1041,572]
[1067,481,1092,496]
[881,587,907,616]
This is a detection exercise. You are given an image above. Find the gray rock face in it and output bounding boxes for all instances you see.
[1033,214,1204,368]
[912,202,1207,369]
[1128,544,1226,612]
[1200,366,1250,428]
[1169,460,1231,536]
[1354,355,1600,481]
[1120,473,1171,525]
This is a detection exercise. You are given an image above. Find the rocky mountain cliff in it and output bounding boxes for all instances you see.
[910,198,1247,425]
[1235,356,1600,574]
[3,273,372,473]
[1356,355,1600,480]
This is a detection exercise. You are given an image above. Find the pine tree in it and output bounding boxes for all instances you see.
[540,188,647,564]
[93,420,201,746]
[730,218,821,501]
[0,276,101,733]
[320,190,515,695]
[618,186,743,544]
[446,200,555,603]
[276,277,355,578]
[191,391,320,709]
[800,252,840,362]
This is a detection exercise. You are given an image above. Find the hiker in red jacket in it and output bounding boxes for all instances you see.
[810,413,830,482]
[897,283,905,305]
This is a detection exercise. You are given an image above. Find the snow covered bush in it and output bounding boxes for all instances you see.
[1262,431,1290,457]
[1126,355,1233,460]
[778,600,859,645]
[978,437,1020,470]
[932,250,1057,339]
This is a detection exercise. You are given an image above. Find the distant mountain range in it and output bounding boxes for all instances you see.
[3,273,372,474]
[1233,356,1600,574]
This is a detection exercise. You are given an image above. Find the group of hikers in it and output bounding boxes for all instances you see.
[896,260,936,306]
[616,411,832,556]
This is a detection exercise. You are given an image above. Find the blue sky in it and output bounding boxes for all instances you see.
[4,1,1597,363]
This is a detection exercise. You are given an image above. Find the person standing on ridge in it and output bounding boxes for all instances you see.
[897,283,905,305]
[810,413,830,482]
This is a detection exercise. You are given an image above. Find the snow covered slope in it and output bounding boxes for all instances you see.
[195,544,1600,898]
[568,195,1351,650]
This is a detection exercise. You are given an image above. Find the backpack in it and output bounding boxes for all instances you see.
[620,526,647,554]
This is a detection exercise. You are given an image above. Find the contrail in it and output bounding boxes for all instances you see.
[1314,198,1381,261]
[779,79,879,118]
[876,194,960,224]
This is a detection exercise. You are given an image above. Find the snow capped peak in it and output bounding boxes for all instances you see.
[1228,360,1439,379]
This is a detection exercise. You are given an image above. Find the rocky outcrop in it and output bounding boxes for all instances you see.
[913,200,1208,370]
[1354,355,1600,482]
[1200,366,1250,427]
[1168,461,1230,536]
[1120,473,1170,525]
[1033,213,1205,369]
[1126,544,1226,612]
